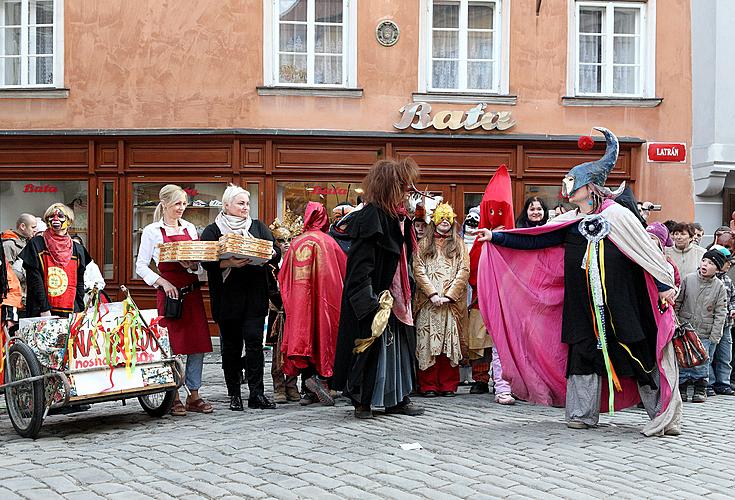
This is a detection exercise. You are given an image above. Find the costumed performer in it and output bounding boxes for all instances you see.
[267,209,304,404]
[20,203,91,319]
[413,202,469,397]
[279,202,347,405]
[332,158,425,419]
[476,128,682,435]
[467,165,516,404]
[136,185,213,416]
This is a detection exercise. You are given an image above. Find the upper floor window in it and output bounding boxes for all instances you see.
[264,0,357,87]
[573,1,653,97]
[0,0,63,88]
[420,0,506,94]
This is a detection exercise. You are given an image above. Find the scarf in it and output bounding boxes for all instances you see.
[0,244,7,300]
[43,229,74,267]
[215,211,253,281]
[390,219,413,326]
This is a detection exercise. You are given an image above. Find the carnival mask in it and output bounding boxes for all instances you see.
[46,209,69,231]
[563,127,619,197]
[432,203,456,226]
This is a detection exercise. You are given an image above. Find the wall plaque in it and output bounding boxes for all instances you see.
[376,20,400,47]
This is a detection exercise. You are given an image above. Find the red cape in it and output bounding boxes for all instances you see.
[279,202,347,377]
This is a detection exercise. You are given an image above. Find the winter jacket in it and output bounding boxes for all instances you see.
[675,271,728,343]
[716,271,735,328]
[665,243,705,279]
[1,230,27,284]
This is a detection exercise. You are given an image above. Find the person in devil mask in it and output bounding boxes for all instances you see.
[20,203,91,318]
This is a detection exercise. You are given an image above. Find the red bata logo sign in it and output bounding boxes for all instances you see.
[24,183,58,193]
[647,143,687,163]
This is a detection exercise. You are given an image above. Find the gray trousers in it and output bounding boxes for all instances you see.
[565,368,662,426]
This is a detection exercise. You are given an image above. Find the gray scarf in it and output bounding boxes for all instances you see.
[215,211,253,281]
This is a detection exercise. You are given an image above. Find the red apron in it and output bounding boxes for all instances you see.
[155,227,212,355]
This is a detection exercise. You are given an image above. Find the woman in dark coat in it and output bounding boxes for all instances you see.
[201,185,280,411]
[332,158,425,419]
[515,196,549,228]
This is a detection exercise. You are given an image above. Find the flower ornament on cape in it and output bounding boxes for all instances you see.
[578,214,611,244]
[432,202,456,225]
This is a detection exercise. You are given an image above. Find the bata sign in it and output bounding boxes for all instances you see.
[647,142,687,163]
[394,102,515,132]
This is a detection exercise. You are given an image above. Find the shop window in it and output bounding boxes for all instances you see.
[277,181,362,223]
[523,184,575,220]
[264,0,357,87]
[419,0,508,94]
[101,182,115,280]
[0,179,87,239]
[571,1,654,97]
[0,0,64,88]
[131,182,244,280]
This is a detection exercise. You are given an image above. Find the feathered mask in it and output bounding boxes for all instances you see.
[432,203,456,225]
[270,209,304,240]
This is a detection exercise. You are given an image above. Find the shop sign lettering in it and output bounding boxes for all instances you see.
[394,102,516,132]
[646,142,687,163]
[309,186,348,196]
[24,183,58,193]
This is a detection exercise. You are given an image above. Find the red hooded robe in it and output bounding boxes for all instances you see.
[279,202,347,378]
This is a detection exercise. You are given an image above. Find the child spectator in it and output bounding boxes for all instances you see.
[675,249,728,403]
[709,246,735,396]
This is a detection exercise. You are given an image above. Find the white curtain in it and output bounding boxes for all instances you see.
[432,1,459,89]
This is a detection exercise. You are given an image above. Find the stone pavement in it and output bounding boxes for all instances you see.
[1,351,734,499]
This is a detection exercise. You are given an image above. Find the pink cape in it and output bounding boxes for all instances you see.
[477,219,676,414]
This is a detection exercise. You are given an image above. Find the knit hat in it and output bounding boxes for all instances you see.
[646,222,673,248]
[703,249,727,270]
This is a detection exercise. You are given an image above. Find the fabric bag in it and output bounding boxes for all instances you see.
[672,321,709,368]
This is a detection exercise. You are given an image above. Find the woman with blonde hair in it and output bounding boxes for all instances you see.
[20,203,91,318]
[201,184,280,411]
[332,158,425,419]
[136,184,213,416]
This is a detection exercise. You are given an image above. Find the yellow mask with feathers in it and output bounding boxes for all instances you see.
[432,203,456,225]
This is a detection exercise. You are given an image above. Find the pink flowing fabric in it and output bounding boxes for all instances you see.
[477,219,676,414]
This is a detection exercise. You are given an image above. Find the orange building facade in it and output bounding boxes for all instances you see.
[0,0,691,306]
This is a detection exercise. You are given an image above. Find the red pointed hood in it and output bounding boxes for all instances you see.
[303,202,329,232]
[479,164,514,230]
[470,164,514,292]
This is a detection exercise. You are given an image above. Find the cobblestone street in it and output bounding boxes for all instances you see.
[1,351,734,499]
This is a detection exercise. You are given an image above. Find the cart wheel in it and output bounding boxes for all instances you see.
[5,342,45,439]
[138,389,176,418]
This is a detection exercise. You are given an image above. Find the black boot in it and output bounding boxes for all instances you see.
[229,395,244,411]
[692,383,707,403]
[470,381,490,394]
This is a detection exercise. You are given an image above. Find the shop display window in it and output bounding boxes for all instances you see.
[102,182,115,280]
[523,184,575,219]
[277,181,362,223]
[0,179,88,242]
[131,182,257,279]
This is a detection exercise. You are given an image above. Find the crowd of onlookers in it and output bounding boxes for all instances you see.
[2,191,734,415]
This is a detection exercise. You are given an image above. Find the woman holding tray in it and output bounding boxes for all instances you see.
[136,184,213,416]
[201,184,280,411]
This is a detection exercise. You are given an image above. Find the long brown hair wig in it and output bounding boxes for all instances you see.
[362,158,420,216]
[419,221,463,261]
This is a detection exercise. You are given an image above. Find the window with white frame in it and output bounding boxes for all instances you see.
[0,0,63,88]
[575,1,649,96]
[424,0,502,93]
[266,0,356,87]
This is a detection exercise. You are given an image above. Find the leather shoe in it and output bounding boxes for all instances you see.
[385,398,425,416]
[441,391,455,397]
[248,394,276,410]
[469,382,489,394]
[420,390,438,398]
[229,395,244,411]
[714,385,735,396]
[354,405,373,419]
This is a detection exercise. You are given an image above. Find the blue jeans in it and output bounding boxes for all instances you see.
[710,327,733,389]
[679,338,716,385]
[185,353,205,391]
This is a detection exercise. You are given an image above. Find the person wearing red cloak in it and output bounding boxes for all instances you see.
[466,165,516,404]
[279,202,347,406]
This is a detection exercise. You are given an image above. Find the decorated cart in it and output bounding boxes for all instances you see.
[0,286,183,439]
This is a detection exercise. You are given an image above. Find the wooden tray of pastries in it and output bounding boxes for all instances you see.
[218,234,274,265]
[158,240,220,262]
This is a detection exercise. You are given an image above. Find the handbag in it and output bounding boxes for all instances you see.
[672,320,710,368]
[163,282,202,320]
